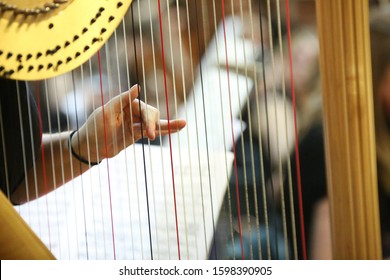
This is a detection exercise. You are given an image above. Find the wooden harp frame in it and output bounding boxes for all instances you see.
[0,0,383,260]
[316,0,382,259]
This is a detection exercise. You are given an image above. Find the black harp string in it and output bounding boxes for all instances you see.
[130,2,154,260]
[140,0,163,259]
[1,0,308,260]
[135,0,161,259]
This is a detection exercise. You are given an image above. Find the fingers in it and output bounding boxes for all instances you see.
[145,118,187,139]
[132,119,186,140]
[108,84,139,112]
[144,106,159,140]
[158,119,187,133]
[108,84,186,141]
[131,98,159,140]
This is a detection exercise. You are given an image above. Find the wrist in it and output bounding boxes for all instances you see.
[69,130,101,166]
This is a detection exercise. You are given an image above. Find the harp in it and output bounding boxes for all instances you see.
[0,0,384,260]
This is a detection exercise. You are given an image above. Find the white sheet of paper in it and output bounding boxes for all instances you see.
[16,144,233,260]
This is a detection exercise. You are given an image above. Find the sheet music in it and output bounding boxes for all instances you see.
[16,144,234,260]
[167,16,255,152]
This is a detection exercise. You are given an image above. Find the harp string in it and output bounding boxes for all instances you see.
[237,0,264,260]
[52,76,71,259]
[227,0,251,259]
[246,0,265,260]
[63,73,83,258]
[221,0,246,259]
[134,0,154,259]
[42,79,62,255]
[80,62,99,259]
[118,15,137,260]
[236,0,257,260]
[198,0,217,258]
[285,0,306,260]
[191,0,212,257]
[121,12,144,259]
[97,50,117,259]
[157,0,182,259]
[70,70,91,259]
[210,0,236,260]
[169,0,190,259]
[15,82,30,204]
[194,0,219,260]
[87,58,108,259]
[208,0,235,259]
[56,74,77,258]
[266,0,285,260]
[28,81,48,243]
[257,0,275,260]
[144,0,170,259]
[182,0,201,260]
[264,0,283,260]
[0,101,9,199]
[139,2,160,259]
[0,0,309,260]
[27,83,40,203]
[43,79,61,254]
[108,26,129,259]
[275,0,296,260]
[14,81,33,242]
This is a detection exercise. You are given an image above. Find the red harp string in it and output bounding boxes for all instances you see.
[3,0,312,260]
[285,0,307,260]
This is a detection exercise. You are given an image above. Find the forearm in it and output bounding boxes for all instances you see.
[11,131,93,204]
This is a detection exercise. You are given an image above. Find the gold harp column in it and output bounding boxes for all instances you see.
[0,192,55,259]
[316,0,382,259]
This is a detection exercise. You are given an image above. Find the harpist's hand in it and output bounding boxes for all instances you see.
[71,85,186,161]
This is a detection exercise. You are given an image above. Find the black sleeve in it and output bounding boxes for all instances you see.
[0,79,41,199]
